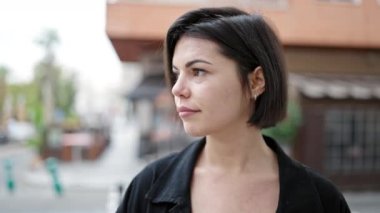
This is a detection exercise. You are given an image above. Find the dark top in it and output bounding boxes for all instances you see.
[116,136,351,213]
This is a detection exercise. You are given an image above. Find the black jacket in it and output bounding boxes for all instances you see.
[116,136,351,213]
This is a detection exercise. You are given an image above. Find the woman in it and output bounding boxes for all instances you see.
[117,7,350,213]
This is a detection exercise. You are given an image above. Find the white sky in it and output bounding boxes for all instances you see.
[0,0,124,115]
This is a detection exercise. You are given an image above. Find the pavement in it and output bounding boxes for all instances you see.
[1,117,380,213]
[0,185,108,213]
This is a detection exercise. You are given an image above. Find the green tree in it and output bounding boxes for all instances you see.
[262,101,302,146]
[56,72,77,116]
[30,29,78,153]
[0,66,9,120]
[35,29,59,63]
[34,29,60,125]
[34,29,78,123]
[7,82,43,148]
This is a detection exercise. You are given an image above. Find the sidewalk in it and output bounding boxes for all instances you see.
[345,191,380,213]
[0,142,32,159]
[23,117,147,190]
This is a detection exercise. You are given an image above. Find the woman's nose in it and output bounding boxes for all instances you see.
[171,74,190,98]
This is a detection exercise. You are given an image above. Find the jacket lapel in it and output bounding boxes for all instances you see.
[264,136,324,213]
[145,139,206,213]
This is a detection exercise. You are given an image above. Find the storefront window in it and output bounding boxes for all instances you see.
[324,108,380,175]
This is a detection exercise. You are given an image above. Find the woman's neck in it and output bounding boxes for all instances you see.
[199,124,277,175]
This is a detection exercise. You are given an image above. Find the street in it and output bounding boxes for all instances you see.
[0,185,108,213]
[0,142,115,213]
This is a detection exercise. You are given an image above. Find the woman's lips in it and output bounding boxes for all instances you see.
[177,106,200,118]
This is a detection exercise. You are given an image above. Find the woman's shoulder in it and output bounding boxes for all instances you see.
[263,136,350,212]
[278,157,351,212]
[303,166,351,212]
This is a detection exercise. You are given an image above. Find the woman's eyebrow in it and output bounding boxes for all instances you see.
[185,59,212,67]
[172,59,212,71]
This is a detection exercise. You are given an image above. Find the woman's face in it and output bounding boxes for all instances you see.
[172,36,251,137]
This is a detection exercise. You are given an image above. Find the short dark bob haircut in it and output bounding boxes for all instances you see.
[164,7,287,128]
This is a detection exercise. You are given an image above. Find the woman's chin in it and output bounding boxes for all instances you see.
[183,125,207,137]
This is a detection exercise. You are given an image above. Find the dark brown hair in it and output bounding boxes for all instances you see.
[164,7,287,128]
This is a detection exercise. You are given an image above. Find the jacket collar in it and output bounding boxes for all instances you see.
[145,138,206,211]
[146,136,323,212]
[264,136,324,212]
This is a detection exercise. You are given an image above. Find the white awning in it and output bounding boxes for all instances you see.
[290,73,380,100]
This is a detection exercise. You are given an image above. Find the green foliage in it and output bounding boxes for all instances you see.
[56,72,77,116]
[0,66,9,79]
[7,83,39,111]
[0,66,9,117]
[62,110,81,130]
[7,82,45,149]
[35,29,59,49]
[35,29,59,64]
[262,101,302,145]
[27,101,45,149]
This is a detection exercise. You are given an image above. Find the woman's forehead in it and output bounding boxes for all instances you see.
[172,36,224,65]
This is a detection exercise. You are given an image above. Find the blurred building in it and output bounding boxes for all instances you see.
[106,0,380,190]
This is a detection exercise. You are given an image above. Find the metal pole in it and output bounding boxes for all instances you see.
[45,157,63,196]
[3,159,15,194]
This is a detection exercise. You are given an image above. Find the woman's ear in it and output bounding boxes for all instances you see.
[248,66,265,100]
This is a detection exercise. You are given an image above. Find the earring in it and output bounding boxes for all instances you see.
[253,94,257,100]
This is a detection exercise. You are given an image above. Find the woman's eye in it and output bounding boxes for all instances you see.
[193,68,206,77]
